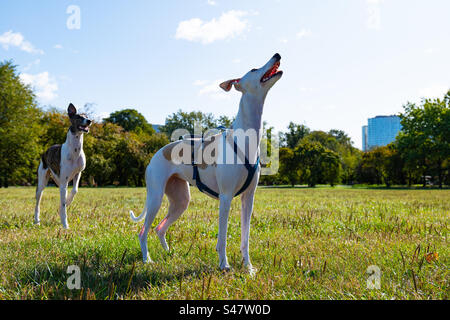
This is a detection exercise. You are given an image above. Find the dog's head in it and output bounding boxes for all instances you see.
[68,103,92,134]
[219,53,283,96]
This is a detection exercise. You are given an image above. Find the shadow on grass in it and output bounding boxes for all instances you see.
[15,247,216,299]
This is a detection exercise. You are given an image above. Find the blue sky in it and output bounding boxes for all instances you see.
[1,0,449,148]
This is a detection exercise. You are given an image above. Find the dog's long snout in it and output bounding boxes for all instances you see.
[273,53,281,61]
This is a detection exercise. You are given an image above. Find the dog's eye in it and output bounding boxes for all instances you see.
[251,69,258,72]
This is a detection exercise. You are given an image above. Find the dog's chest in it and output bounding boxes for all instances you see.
[64,134,85,170]
[62,145,86,174]
[66,152,85,168]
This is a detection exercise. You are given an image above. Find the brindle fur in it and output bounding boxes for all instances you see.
[42,145,62,177]
[34,103,92,229]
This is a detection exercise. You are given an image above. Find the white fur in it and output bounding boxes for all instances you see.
[130,54,283,273]
[34,120,89,229]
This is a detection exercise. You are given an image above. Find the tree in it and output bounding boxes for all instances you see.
[296,140,341,187]
[396,92,450,188]
[104,109,155,135]
[320,149,341,187]
[303,130,361,185]
[281,122,310,149]
[303,131,340,153]
[0,61,43,186]
[83,121,124,186]
[159,109,233,138]
[40,107,71,149]
[328,129,353,149]
[277,147,300,187]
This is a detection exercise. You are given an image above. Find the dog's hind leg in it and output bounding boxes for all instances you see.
[34,162,50,225]
[138,168,166,263]
[155,176,190,252]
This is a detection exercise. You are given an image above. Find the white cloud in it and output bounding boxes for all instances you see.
[279,37,289,44]
[175,10,249,44]
[53,44,63,49]
[296,28,312,39]
[206,0,217,6]
[20,72,58,101]
[0,30,44,54]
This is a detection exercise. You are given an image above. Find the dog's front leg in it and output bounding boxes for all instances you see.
[216,194,233,271]
[66,172,80,207]
[59,180,69,229]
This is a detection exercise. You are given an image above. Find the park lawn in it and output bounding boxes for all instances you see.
[0,186,448,300]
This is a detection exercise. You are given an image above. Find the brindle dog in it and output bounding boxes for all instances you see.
[34,103,92,229]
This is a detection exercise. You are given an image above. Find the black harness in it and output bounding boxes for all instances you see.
[189,131,260,198]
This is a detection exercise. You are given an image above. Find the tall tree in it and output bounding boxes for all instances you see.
[281,122,310,149]
[296,140,341,187]
[159,109,232,138]
[396,91,450,188]
[277,147,300,187]
[104,108,155,135]
[0,61,43,186]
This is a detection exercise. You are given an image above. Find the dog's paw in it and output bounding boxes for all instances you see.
[156,233,170,252]
[142,256,153,264]
[219,263,232,273]
[33,220,40,226]
[245,265,257,278]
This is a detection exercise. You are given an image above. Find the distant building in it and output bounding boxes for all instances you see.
[362,115,402,151]
[152,124,162,133]
[362,125,368,152]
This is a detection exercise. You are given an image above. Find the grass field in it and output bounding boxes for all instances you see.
[0,186,448,300]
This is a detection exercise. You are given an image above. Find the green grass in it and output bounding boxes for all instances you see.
[0,187,448,300]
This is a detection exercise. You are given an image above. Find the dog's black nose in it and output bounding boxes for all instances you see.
[87,120,92,125]
[273,53,281,61]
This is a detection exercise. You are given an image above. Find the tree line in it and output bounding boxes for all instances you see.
[0,61,448,188]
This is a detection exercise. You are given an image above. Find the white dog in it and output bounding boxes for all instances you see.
[130,54,283,273]
[34,103,92,229]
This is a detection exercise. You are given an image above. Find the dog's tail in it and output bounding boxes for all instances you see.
[129,203,147,222]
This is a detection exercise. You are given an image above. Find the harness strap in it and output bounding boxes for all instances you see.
[192,132,259,198]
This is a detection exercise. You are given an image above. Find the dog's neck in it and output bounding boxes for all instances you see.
[232,93,265,144]
[65,129,84,157]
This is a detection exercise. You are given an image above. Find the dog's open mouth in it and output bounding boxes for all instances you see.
[261,61,282,83]
[78,125,89,133]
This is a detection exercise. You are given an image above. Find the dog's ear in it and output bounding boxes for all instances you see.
[219,79,240,92]
[67,103,77,117]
